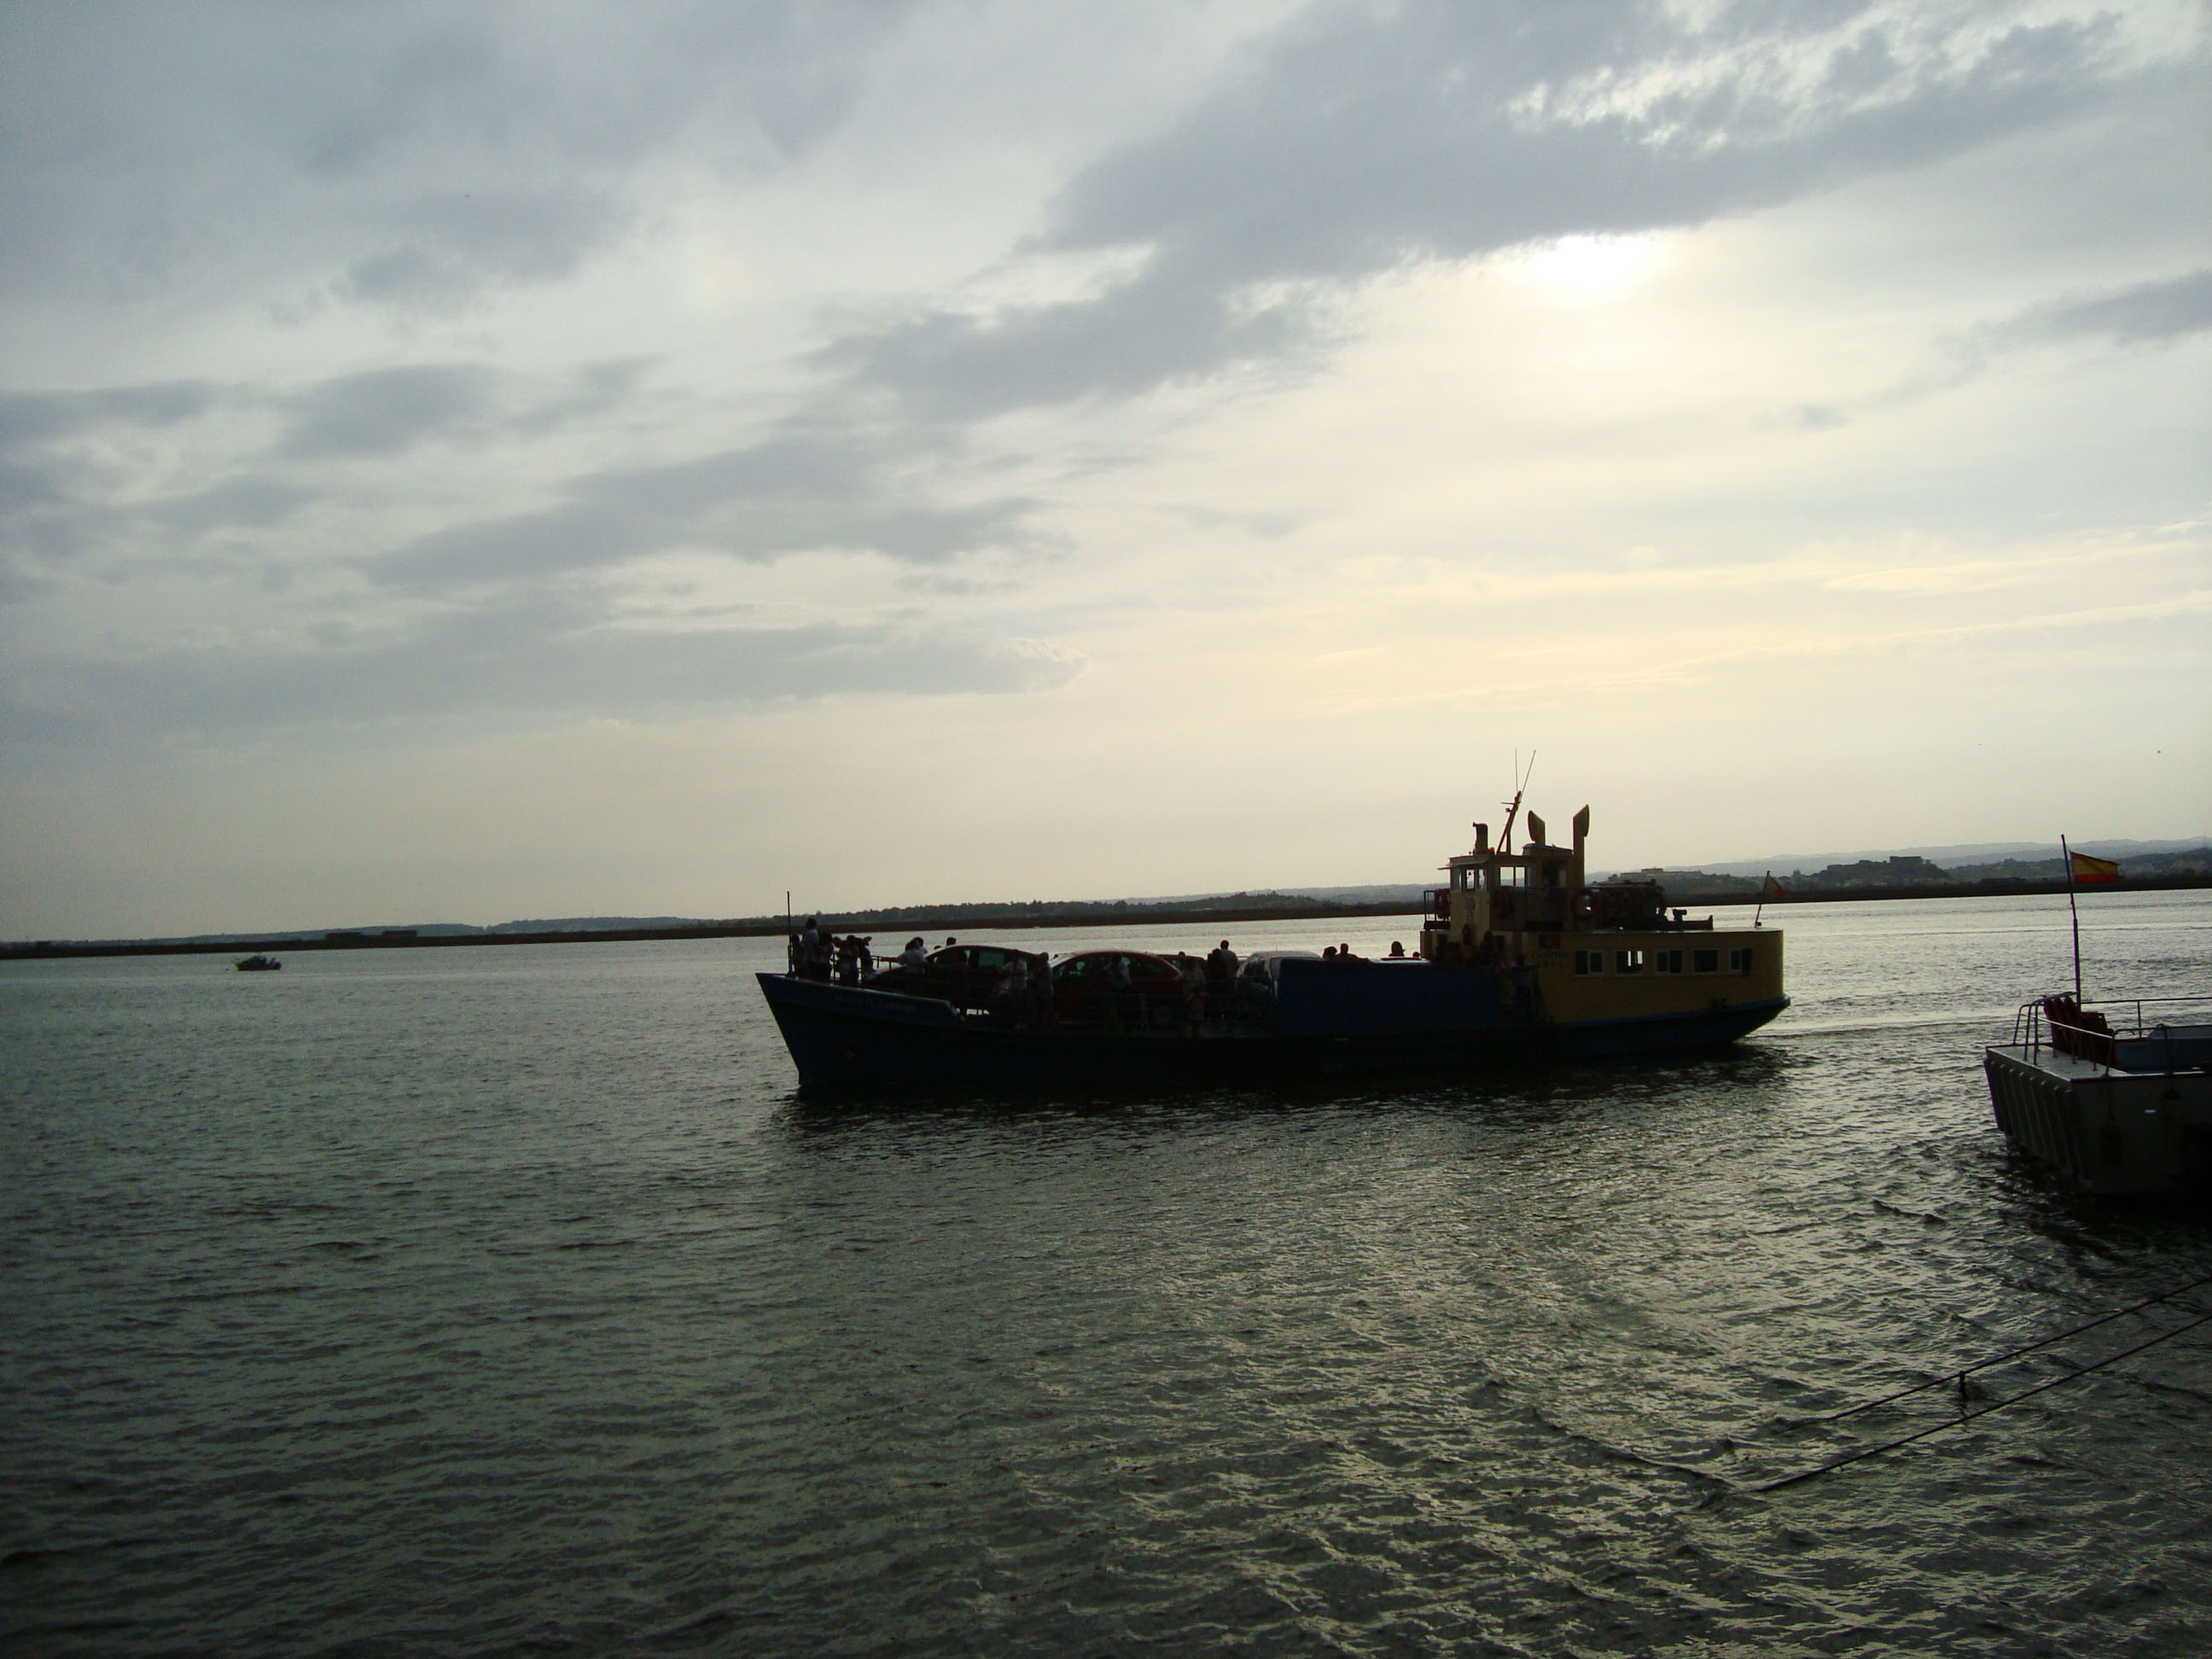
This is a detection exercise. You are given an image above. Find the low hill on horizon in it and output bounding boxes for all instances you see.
[1678,836,2209,881]
[16,838,2208,951]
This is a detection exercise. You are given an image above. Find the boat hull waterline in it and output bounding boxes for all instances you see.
[760,968,1789,1092]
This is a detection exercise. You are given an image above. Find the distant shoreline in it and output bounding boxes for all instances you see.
[5,874,2207,962]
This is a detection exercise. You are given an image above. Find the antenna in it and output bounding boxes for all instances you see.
[1499,748,1534,853]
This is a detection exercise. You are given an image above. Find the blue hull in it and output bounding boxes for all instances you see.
[757,972,1788,1093]
[1553,999,1791,1059]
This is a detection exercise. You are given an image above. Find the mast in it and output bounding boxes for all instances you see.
[2062,835,2082,1002]
[1499,749,1534,853]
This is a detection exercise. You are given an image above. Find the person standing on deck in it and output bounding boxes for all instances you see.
[1027,955,1057,1030]
[1204,940,1237,1026]
[1106,954,1132,1035]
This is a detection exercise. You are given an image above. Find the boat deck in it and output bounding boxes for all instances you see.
[1984,1044,2112,1081]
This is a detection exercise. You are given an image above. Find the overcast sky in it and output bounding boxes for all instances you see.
[3,0,2206,936]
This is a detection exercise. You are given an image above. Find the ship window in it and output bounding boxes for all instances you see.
[1692,949,1719,975]
[1728,947,1754,975]
[1573,950,1604,976]
[1655,949,1684,975]
[1615,949,1645,975]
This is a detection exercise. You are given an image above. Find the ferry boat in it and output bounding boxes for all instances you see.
[1984,996,2212,1194]
[757,798,1788,1091]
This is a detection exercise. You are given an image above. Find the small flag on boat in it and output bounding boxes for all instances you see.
[2069,851,2121,883]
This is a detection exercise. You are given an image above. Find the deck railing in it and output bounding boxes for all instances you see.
[2008,994,2212,1066]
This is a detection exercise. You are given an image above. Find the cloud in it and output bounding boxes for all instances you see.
[0,381,218,451]
[276,364,495,459]
[0,380,226,574]
[0,360,1071,738]
[1816,267,2212,422]
[0,2,917,310]
[0,598,1086,746]
[830,253,1324,415]
[147,475,318,537]
[512,359,654,434]
[835,0,2146,414]
[1988,267,2212,350]
[0,361,660,591]
[370,430,1045,588]
[1,3,2195,772]
[337,185,632,308]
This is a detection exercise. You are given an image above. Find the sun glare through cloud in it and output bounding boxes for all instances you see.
[1507,234,1666,300]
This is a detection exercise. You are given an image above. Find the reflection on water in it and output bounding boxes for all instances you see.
[2,892,2209,1656]
[777,1049,1796,1136]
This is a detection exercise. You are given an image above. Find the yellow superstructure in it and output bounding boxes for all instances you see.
[1419,804,1785,1029]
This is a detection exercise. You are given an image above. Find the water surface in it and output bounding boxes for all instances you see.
[4,892,2209,1656]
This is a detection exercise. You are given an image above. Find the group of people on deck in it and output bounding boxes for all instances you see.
[788,923,992,991]
[787,924,1422,1027]
[787,917,878,983]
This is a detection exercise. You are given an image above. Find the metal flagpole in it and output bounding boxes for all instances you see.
[2061,835,2081,1002]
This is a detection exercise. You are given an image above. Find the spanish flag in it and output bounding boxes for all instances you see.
[2069,851,2121,883]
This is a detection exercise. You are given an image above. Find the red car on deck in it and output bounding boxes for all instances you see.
[1051,950,1198,1033]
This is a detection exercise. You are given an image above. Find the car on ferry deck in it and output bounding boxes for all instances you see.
[1051,950,1192,1031]
[872,942,1049,1010]
[1234,950,1322,1021]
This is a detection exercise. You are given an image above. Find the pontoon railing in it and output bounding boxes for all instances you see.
[2007,994,2212,1065]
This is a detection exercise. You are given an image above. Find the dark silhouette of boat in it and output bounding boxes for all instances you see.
[233,954,282,972]
[760,792,1787,1091]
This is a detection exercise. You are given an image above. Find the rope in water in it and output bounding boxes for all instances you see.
[1753,1273,2212,1493]
[1799,1271,2212,1429]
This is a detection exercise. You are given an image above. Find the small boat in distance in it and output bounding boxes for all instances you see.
[1985,996,2212,1194]
[758,795,1788,1091]
[234,954,282,972]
